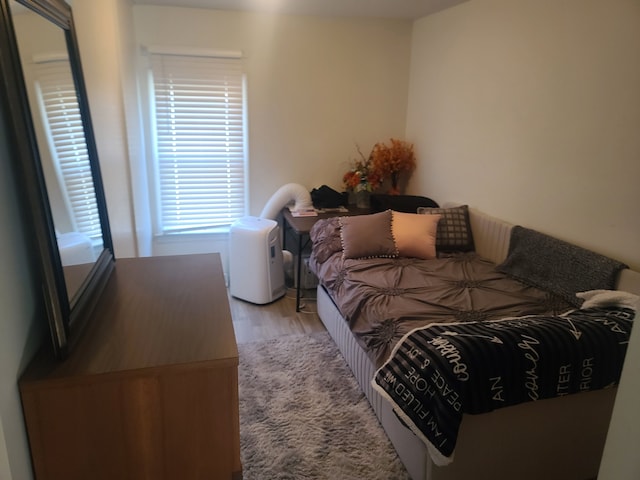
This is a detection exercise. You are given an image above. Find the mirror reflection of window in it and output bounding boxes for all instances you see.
[34,57,102,247]
[9,1,107,307]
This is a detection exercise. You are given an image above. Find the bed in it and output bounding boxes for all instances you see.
[308,205,640,480]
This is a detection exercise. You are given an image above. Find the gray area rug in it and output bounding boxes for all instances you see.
[238,332,411,480]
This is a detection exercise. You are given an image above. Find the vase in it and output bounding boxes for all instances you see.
[355,190,370,209]
[389,172,400,195]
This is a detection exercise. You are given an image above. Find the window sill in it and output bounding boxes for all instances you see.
[155,229,230,242]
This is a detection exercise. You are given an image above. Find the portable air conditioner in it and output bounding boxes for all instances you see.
[229,216,286,304]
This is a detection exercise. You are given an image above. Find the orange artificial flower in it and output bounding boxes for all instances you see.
[370,138,416,179]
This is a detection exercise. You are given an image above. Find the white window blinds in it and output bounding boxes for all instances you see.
[35,60,102,240]
[149,52,246,234]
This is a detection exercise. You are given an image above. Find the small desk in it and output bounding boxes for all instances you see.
[282,207,369,311]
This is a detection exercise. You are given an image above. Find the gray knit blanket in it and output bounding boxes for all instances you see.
[496,226,627,307]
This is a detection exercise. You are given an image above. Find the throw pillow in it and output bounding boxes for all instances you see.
[417,205,474,252]
[392,211,440,259]
[576,289,639,310]
[339,210,398,260]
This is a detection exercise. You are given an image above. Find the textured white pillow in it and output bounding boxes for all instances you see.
[576,289,639,310]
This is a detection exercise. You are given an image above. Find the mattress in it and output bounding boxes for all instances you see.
[309,217,572,367]
[317,284,619,480]
[309,209,636,480]
[317,284,430,479]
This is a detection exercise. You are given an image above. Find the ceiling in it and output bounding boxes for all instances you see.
[130,0,468,20]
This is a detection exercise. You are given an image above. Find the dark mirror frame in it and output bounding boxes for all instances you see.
[0,0,114,359]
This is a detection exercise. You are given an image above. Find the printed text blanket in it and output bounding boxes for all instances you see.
[372,306,634,466]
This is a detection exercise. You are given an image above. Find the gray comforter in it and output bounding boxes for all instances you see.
[308,217,572,367]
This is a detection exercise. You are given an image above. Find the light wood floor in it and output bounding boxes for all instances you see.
[228,287,326,344]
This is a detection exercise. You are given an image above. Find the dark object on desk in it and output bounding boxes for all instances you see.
[311,185,347,209]
[370,194,439,213]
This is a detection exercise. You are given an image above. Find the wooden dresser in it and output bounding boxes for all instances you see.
[20,254,241,480]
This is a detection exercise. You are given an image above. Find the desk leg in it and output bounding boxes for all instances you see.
[282,219,287,251]
[295,233,303,312]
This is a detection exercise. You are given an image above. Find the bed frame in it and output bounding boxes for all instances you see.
[316,207,640,480]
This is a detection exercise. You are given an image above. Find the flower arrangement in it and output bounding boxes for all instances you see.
[370,138,416,195]
[342,145,383,193]
[343,139,416,197]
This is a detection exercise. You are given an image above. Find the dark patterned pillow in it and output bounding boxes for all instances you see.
[417,205,475,252]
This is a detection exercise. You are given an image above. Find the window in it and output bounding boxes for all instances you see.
[35,59,102,241]
[149,52,246,234]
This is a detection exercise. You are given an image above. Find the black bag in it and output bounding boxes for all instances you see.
[310,185,347,209]
[370,194,439,213]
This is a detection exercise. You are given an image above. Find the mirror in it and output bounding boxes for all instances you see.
[0,0,114,358]
[10,1,104,299]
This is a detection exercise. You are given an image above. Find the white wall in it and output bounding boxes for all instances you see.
[69,3,412,264]
[115,0,153,257]
[0,102,44,480]
[0,419,11,479]
[133,7,412,218]
[406,0,640,271]
[407,1,640,477]
[73,0,139,258]
[598,297,640,479]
